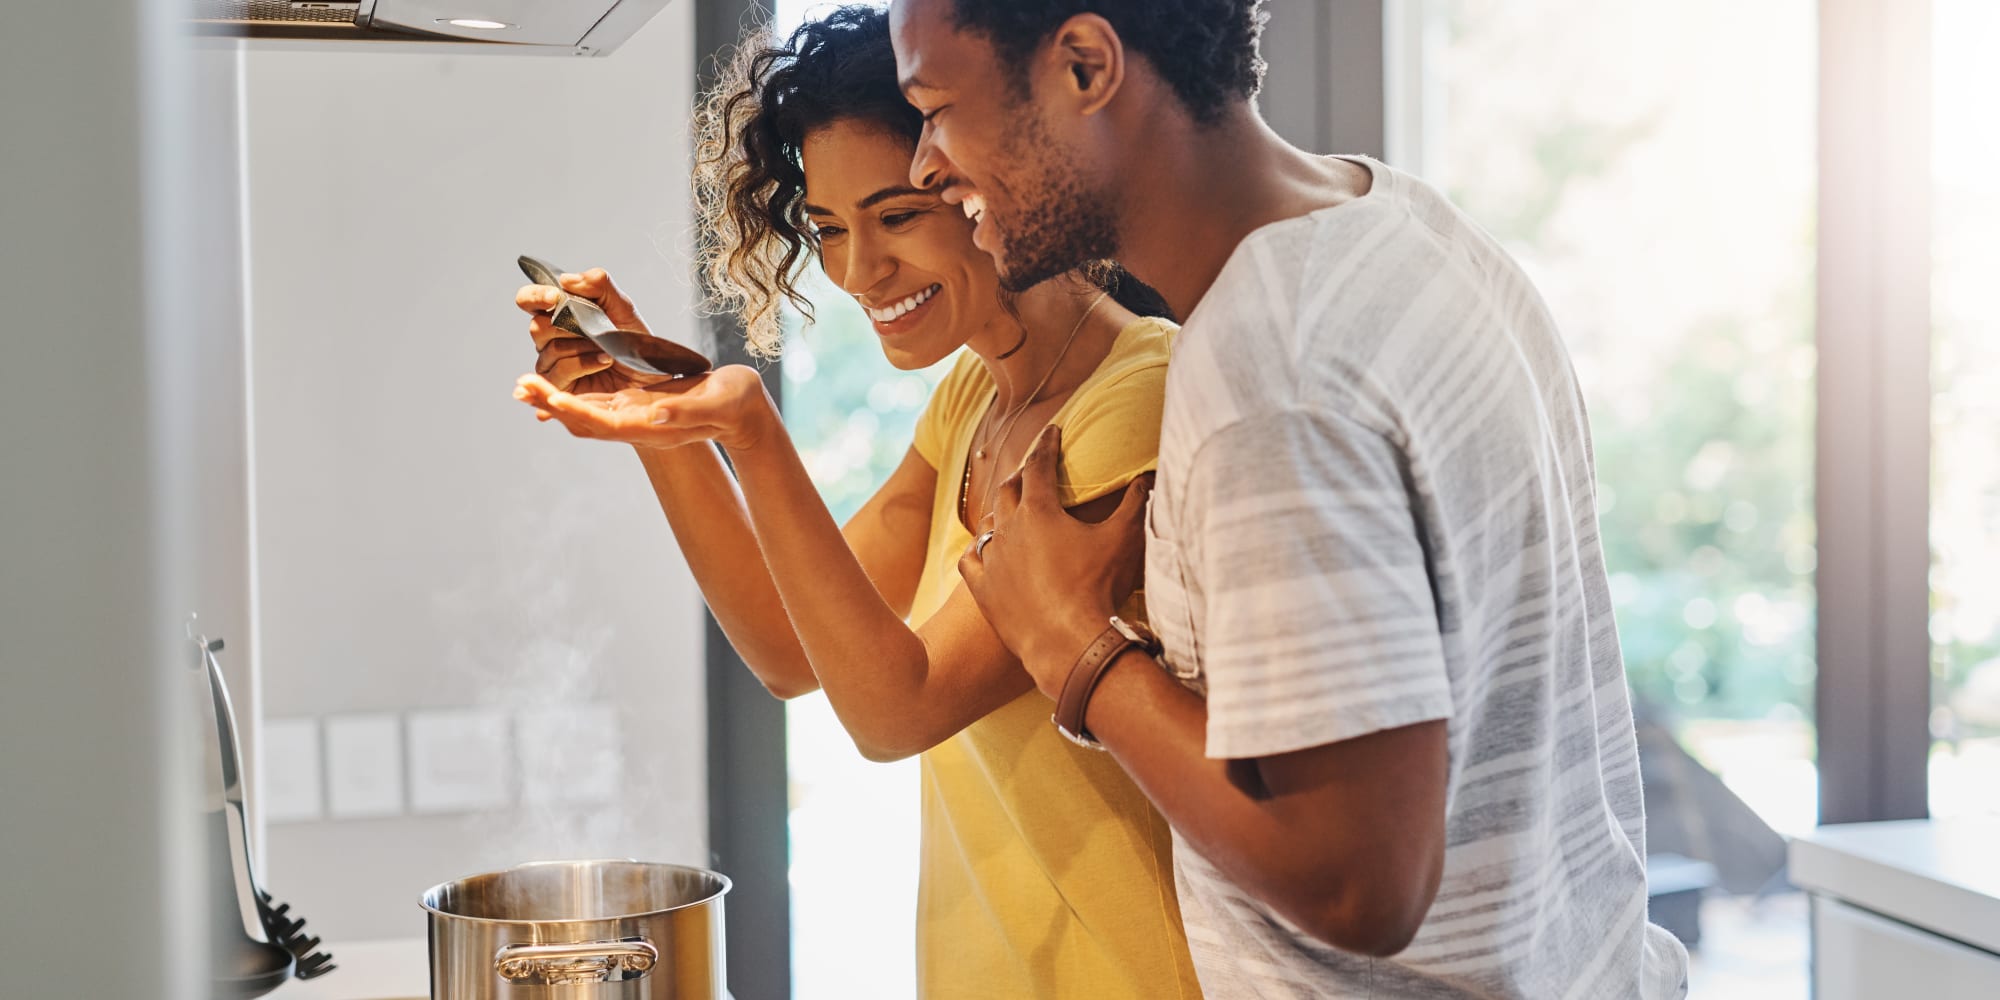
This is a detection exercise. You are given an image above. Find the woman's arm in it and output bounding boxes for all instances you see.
[631,436,936,699]
[630,441,813,696]
[519,373,1121,760]
[514,270,935,700]
[723,407,1023,760]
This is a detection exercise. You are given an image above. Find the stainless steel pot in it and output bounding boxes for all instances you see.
[421,860,729,999]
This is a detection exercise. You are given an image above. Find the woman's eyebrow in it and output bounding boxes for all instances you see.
[857,185,932,209]
[802,185,932,218]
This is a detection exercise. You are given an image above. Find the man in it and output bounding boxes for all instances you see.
[887,1,1691,997]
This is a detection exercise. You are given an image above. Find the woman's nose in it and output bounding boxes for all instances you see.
[838,234,895,295]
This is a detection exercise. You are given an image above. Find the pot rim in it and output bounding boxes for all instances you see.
[419,858,731,926]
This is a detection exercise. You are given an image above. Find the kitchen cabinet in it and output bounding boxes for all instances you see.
[1789,818,2000,1000]
[1811,895,2000,999]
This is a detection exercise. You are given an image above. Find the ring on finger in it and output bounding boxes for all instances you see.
[974,529,996,558]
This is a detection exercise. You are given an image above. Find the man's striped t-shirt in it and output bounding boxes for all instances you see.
[1141,156,1690,999]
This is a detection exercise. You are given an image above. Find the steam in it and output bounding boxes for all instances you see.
[428,456,703,881]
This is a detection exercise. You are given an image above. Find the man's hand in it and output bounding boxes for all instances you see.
[514,268,676,395]
[514,365,778,453]
[957,425,1152,697]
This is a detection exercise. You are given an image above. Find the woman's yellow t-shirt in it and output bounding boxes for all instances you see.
[906,317,1201,999]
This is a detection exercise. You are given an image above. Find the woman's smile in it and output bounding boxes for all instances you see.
[865,281,944,335]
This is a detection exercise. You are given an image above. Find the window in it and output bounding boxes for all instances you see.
[742,1,1997,997]
[1421,0,1821,835]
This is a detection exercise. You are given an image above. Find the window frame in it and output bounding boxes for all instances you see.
[1812,0,1934,824]
[693,3,793,998]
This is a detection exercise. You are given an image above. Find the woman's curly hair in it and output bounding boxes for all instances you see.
[693,4,1170,359]
[693,7,913,358]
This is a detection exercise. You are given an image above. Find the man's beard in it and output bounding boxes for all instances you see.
[988,118,1118,293]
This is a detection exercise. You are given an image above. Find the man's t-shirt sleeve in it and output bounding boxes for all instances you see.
[1185,407,1454,759]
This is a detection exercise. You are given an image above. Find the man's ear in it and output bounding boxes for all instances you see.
[1048,14,1125,116]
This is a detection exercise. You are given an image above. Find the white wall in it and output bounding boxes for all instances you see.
[241,5,709,940]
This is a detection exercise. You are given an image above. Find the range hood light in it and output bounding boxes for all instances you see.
[190,0,670,54]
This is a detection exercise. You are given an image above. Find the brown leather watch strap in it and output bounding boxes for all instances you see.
[1052,617,1159,749]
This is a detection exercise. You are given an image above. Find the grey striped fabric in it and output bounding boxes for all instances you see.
[1143,157,1690,998]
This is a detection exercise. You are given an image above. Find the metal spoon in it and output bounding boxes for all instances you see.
[195,634,329,993]
[518,255,713,379]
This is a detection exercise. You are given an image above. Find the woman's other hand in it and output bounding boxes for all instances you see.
[514,268,676,395]
[514,365,778,453]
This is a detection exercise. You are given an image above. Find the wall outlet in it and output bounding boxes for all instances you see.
[259,717,324,823]
[324,713,403,819]
[407,707,513,814]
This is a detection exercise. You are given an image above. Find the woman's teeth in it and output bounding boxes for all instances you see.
[961,193,987,224]
[865,283,941,323]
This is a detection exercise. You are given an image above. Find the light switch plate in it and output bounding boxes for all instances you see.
[517,703,622,806]
[324,713,403,819]
[259,717,325,823]
[407,707,513,814]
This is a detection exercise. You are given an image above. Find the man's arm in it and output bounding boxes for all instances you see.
[1054,633,1447,957]
[960,420,1452,956]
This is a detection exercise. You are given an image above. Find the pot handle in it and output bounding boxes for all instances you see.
[494,938,659,985]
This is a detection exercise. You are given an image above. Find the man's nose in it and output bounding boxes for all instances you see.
[910,125,947,191]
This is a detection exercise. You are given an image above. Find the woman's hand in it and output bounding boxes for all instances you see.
[514,268,677,395]
[515,365,779,453]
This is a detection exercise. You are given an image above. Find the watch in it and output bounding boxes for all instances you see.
[1051,615,1162,749]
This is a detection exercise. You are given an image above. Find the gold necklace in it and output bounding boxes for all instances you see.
[959,291,1108,526]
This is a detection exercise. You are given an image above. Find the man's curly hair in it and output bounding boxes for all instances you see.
[948,0,1269,125]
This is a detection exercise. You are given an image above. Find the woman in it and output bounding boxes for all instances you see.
[511,8,1199,998]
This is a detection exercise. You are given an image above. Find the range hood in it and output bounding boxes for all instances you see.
[191,0,673,55]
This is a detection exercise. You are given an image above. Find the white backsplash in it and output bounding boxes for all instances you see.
[240,2,707,940]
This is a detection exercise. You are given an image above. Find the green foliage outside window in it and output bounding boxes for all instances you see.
[781,271,953,525]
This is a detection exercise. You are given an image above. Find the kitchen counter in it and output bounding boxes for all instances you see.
[1789,818,2000,1000]
[269,938,427,1000]
[1790,817,2000,952]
